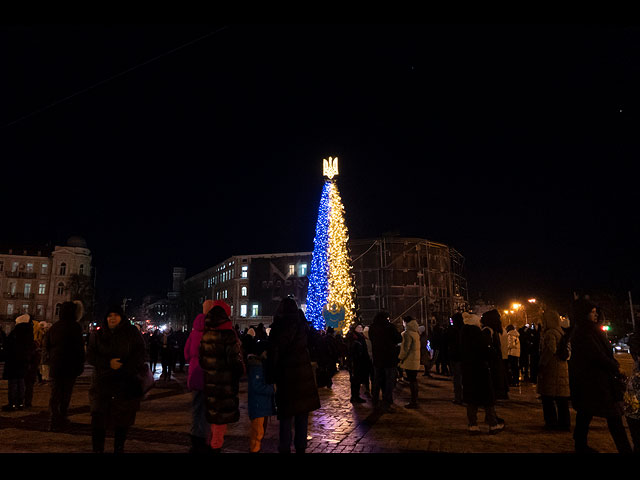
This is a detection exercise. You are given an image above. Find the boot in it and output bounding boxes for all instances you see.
[92,427,106,454]
[189,435,209,453]
[405,382,418,409]
[114,427,127,454]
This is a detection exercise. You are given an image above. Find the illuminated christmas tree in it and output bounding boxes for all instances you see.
[306,157,356,334]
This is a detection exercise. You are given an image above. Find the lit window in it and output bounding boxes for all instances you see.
[37,305,43,317]
[38,284,46,295]
[7,304,13,315]
[288,264,295,276]
[41,264,48,274]
[240,304,247,317]
[241,266,248,278]
[24,284,31,296]
[26,263,33,272]
[241,286,247,297]
[252,304,259,317]
[59,263,66,275]
[12,262,18,272]
[224,289,228,299]
[299,263,308,276]
[22,304,29,313]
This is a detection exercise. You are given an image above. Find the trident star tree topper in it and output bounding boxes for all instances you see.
[306,156,357,333]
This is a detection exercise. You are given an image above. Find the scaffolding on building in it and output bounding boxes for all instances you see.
[350,236,468,333]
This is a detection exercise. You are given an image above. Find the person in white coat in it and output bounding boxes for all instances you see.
[506,325,521,386]
[398,316,421,409]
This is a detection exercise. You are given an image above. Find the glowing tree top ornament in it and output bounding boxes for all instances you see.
[306,156,357,334]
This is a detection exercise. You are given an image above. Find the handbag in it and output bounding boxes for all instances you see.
[137,363,156,397]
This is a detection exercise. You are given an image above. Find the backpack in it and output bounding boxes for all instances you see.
[556,332,571,361]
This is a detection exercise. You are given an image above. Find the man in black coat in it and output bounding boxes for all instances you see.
[368,311,402,413]
[2,314,35,411]
[45,301,86,431]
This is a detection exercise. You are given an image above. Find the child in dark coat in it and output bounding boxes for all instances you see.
[247,339,276,453]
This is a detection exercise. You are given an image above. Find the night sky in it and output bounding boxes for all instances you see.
[2,24,639,311]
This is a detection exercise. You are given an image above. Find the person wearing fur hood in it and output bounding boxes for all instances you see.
[184,299,215,453]
[45,301,86,431]
[398,316,421,409]
[460,312,504,434]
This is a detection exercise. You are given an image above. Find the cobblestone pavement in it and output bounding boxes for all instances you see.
[0,354,636,454]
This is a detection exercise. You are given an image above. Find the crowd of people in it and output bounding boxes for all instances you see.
[1,294,639,454]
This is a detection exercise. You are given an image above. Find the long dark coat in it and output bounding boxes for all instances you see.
[461,322,495,406]
[368,315,402,368]
[199,309,244,425]
[266,310,320,419]
[348,332,372,383]
[569,319,622,418]
[45,312,85,379]
[87,319,146,428]
[482,326,509,400]
[2,322,35,380]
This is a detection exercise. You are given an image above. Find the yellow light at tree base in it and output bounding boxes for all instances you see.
[326,181,356,335]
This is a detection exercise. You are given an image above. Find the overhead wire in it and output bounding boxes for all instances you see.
[3,25,230,130]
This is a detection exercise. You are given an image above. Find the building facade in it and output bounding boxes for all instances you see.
[0,236,93,333]
[182,252,312,330]
[178,237,467,333]
[350,236,468,331]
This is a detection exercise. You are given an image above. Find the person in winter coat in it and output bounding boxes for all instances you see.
[529,324,541,383]
[87,305,146,453]
[368,311,403,413]
[418,325,432,377]
[481,310,509,400]
[25,319,43,403]
[265,298,320,454]
[45,301,86,431]
[183,299,215,453]
[199,301,244,453]
[536,309,571,431]
[461,312,504,435]
[623,362,640,453]
[628,324,640,371]
[2,314,36,411]
[247,339,276,453]
[148,330,160,374]
[316,327,339,388]
[446,313,464,404]
[506,325,521,386]
[346,324,371,404]
[362,326,374,396]
[398,316,421,409]
[568,298,633,453]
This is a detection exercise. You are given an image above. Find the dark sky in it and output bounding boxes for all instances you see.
[2,24,640,310]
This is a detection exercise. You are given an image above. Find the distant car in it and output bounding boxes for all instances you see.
[613,335,631,354]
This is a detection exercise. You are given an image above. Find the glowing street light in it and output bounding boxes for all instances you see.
[512,303,522,310]
[528,298,537,304]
